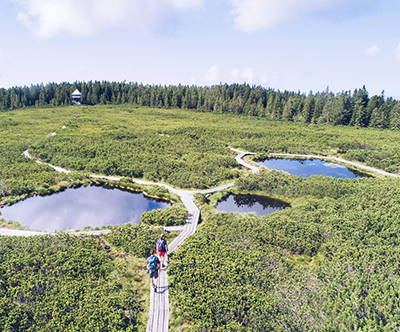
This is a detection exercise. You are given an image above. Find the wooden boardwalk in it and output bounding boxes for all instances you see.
[145,150,257,331]
[14,147,399,330]
[230,148,259,174]
[146,267,170,332]
[146,191,200,332]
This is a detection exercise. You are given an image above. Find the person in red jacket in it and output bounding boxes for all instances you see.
[156,233,168,268]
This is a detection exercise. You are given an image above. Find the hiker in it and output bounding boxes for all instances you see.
[147,249,160,292]
[156,233,168,268]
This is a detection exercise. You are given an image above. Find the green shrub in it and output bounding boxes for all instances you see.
[140,204,188,226]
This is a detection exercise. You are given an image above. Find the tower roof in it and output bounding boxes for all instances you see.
[72,89,82,96]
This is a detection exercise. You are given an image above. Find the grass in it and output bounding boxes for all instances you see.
[168,274,192,332]
[0,217,28,230]
[99,236,151,331]
[286,251,325,267]
[3,104,400,199]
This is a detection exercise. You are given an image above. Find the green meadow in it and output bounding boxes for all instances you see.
[1,104,400,331]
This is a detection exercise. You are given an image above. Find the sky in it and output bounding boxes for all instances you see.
[1,0,400,98]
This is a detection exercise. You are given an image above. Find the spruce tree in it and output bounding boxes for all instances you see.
[390,103,400,130]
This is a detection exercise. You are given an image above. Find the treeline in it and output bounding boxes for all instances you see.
[2,81,400,130]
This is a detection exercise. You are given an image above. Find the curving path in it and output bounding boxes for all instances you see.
[230,148,259,174]
[7,148,254,331]
[8,147,399,331]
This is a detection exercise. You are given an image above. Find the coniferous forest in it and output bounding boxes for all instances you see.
[1,81,400,130]
[1,82,400,331]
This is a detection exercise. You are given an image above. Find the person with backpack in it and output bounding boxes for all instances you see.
[156,233,168,269]
[146,249,161,292]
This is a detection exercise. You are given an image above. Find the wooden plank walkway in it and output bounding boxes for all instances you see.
[146,191,200,332]
[230,148,259,174]
[146,266,169,332]
[145,150,252,331]
[15,147,400,330]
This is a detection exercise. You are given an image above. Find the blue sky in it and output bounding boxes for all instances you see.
[1,0,400,98]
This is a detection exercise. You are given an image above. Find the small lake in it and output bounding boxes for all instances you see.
[216,194,289,216]
[0,185,171,232]
[256,158,366,178]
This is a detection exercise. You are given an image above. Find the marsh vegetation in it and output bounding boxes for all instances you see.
[1,101,400,331]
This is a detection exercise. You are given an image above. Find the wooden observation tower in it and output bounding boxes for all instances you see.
[72,89,82,105]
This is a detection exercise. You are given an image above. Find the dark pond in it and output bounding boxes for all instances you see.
[0,185,171,232]
[256,158,366,178]
[216,194,289,216]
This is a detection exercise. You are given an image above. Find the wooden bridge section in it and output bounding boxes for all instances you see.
[146,149,261,331]
[146,192,200,332]
[146,267,170,332]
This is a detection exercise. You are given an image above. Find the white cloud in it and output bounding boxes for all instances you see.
[227,0,376,32]
[190,77,197,85]
[242,67,254,83]
[396,42,400,61]
[230,68,240,79]
[229,67,268,85]
[365,44,380,56]
[259,74,268,84]
[170,0,202,10]
[203,66,268,86]
[203,65,219,82]
[13,0,202,38]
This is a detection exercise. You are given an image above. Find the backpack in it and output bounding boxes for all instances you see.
[148,256,158,272]
[157,239,166,252]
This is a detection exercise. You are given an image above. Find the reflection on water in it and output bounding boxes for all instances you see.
[216,194,289,216]
[257,158,366,178]
[0,185,171,232]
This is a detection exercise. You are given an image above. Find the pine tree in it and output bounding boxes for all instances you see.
[283,98,293,121]
[350,86,369,126]
[271,96,283,120]
[318,94,333,125]
[256,99,266,117]
[313,94,325,122]
[265,94,275,119]
[389,103,400,130]
[330,92,351,125]
[368,108,380,128]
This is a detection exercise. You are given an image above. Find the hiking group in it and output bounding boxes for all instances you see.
[146,233,168,293]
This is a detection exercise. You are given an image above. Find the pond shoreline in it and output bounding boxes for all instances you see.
[0,180,174,208]
[0,184,172,233]
[3,148,398,236]
[269,153,399,178]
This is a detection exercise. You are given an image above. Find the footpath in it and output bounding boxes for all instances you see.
[3,148,257,332]
[3,148,398,331]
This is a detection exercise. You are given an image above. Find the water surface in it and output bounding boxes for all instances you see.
[216,194,289,216]
[257,158,366,178]
[0,185,171,232]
